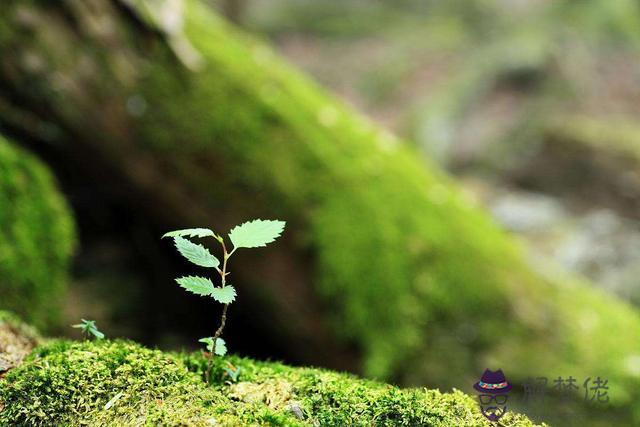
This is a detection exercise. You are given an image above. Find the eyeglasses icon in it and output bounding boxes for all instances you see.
[478,394,508,405]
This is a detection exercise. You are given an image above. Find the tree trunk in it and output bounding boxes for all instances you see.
[0,2,639,420]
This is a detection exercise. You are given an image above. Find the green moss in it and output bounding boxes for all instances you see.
[0,137,75,329]
[0,310,41,335]
[0,339,542,426]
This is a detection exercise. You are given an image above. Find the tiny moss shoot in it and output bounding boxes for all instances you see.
[163,220,285,383]
[71,319,104,340]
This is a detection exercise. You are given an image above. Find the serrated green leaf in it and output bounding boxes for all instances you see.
[174,236,220,268]
[91,329,105,339]
[176,276,215,296]
[211,286,236,304]
[199,337,227,355]
[228,219,286,249]
[162,228,215,239]
[214,338,227,356]
[199,337,214,352]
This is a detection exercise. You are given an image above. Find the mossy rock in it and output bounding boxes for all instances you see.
[0,137,76,329]
[0,339,543,426]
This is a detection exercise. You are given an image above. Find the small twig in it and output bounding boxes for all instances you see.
[206,238,232,383]
[212,304,229,351]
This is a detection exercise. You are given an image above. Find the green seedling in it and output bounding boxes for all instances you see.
[72,319,105,340]
[224,362,241,383]
[163,219,285,383]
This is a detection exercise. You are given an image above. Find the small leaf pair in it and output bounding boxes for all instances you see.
[199,337,227,356]
[72,319,105,340]
[163,220,286,251]
[175,276,236,304]
[224,362,241,382]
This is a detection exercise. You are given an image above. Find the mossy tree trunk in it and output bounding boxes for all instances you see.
[0,136,75,330]
[1,2,640,423]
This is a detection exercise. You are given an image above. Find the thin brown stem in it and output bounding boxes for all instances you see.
[206,237,232,383]
[213,304,229,344]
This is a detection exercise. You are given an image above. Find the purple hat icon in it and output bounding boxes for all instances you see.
[473,369,512,394]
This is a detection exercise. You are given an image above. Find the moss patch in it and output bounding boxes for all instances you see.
[0,339,543,426]
[0,136,76,329]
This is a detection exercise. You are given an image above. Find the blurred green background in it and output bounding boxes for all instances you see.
[243,0,640,303]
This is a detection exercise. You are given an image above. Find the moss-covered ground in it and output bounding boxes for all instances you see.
[0,337,542,426]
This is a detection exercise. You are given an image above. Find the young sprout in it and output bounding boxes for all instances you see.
[72,319,105,340]
[163,219,285,383]
[224,362,241,383]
